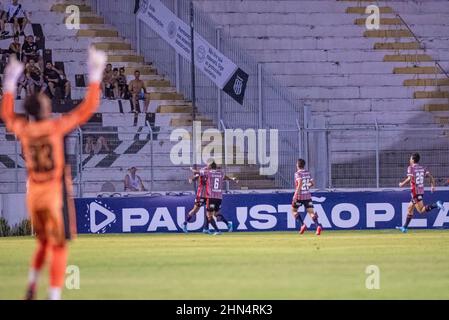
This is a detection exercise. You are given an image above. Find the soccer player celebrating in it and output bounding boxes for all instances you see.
[182,165,210,234]
[292,159,322,236]
[396,153,445,233]
[1,47,107,300]
[191,162,237,235]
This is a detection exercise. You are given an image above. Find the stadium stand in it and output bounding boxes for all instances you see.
[0,0,448,193]
[0,0,277,194]
[193,0,449,187]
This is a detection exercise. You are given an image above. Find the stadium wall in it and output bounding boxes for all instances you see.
[76,191,449,234]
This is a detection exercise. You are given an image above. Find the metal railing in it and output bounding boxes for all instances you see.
[87,0,305,188]
[395,13,449,80]
[1,124,448,195]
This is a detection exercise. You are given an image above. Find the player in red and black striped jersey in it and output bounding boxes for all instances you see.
[291,159,322,235]
[182,165,210,234]
[397,153,444,233]
[191,161,237,235]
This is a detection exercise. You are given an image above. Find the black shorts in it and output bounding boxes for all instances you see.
[411,194,424,204]
[195,197,206,207]
[292,199,314,210]
[8,17,26,25]
[206,198,222,212]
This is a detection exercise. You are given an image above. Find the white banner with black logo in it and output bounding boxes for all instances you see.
[137,0,248,105]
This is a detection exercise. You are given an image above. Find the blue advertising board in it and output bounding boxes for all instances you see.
[75,191,449,234]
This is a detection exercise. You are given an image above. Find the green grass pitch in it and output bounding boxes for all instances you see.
[1,230,448,300]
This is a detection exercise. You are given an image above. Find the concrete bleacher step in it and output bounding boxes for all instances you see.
[404,79,449,86]
[415,91,449,99]
[93,42,132,50]
[170,118,214,127]
[108,55,145,63]
[393,66,441,74]
[147,93,184,100]
[124,67,157,76]
[77,29,119,37]
[384,54,433,62]
[425,104,449,112]
[364,30,413,38]
[51,3,91,12]
[374,42,421,50]
[157,105,193,114]
[346,7,393,14]
[355,18,402,26]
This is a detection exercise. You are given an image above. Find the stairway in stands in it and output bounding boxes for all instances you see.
[0,0,276,194]
[339,0,449,125]
[194,0,449,187]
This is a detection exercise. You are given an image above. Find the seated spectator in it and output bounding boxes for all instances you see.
[101,63,115,99]
[0,1,9,37]
[117,67,129,99]
[124,167,147,192]
[6,0,28,36]
[84,135,111,155]
[21,35,39,64]
[111,67,120,99]
[128,70,149,113]
[44,61,71,99]
[8,35,20,60]
[24,58,46,95]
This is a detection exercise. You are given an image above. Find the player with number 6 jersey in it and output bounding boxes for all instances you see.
[396,153,444,233]
[191,161,237,235]
[292,159,322,235]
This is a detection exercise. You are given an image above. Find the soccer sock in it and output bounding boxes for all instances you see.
[404,216,413,228]
[296,215,304,226]
[185,214,195,224]
[203,214,209,230]
[312,215,321,228]
[425,203,438,212]
[216,214,229,225]
[48,287,62,301]
[50,244,68,292]
[29,239,48,286]
[209,218,220,232]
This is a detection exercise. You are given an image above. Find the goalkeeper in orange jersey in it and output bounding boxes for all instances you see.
[0,47,107,300]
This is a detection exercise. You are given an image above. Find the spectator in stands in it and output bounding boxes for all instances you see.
[44,61,71,100]
[8,35,20,59]
[0,1,9,37]
[117,67,129,99]
[24,58,46,95]
[128,70,149,113]
[6,0,28,36]
[101,63,114,99]
[21,35,39,64]
[124,167,147,192]
[84,135,111,155]
[111,67,120,99]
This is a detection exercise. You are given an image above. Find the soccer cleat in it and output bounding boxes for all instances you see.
[436,201,445,211]
[182,224,188,233]
[396,226,408,233]
[24,285,36,300]
[316,226,322,236]
[228,221,233,232]
[299,224,307,234]
[202,228,211,234]
[213,231,222,236]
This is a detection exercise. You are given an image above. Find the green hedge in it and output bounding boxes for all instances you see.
[0,217,32,237]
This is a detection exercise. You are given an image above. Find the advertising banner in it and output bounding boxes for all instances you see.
[76,191,449,234]
[137,0,248,104]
